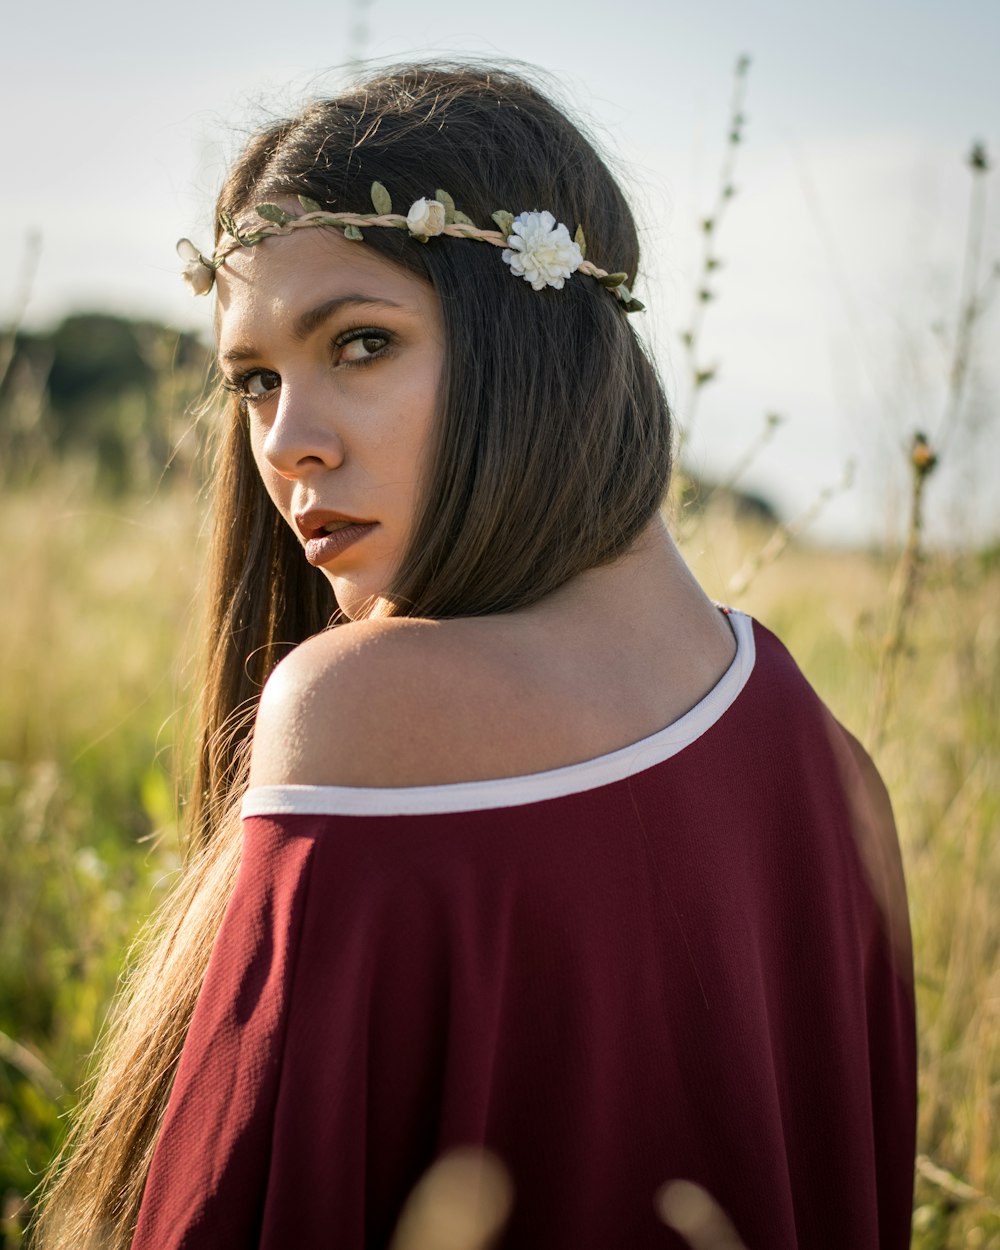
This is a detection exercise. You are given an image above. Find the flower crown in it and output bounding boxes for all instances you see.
[177,182,645,313]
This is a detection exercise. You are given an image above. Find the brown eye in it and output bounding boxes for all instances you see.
[340,331,391,364]
[243,369,281,399]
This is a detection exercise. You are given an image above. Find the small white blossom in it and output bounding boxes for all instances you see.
[406,198,447,239]
[177,239,215,296]
[501,210,583,291]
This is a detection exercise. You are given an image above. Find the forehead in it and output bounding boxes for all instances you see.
[214,226,438,349]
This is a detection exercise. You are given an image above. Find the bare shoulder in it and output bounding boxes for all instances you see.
[248,616,507,788]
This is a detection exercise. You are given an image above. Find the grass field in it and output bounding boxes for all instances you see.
[1,471,997,1247]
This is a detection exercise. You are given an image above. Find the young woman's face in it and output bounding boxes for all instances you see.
[215,223,445,619]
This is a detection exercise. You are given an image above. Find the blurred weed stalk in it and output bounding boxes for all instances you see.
[867,142,996,756]
[671,55,850,576]
[676,54,751,455]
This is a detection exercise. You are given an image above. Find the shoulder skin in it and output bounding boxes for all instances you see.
[247,617,514,789]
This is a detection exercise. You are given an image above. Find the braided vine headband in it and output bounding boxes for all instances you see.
[177,182,644,313]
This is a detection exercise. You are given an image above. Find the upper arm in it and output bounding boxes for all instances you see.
[835,724,913,975]
[247,618,489,789]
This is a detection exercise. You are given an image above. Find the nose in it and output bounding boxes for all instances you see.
[259,383,345,482]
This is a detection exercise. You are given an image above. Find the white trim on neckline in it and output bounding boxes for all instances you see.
[241,609,756,819]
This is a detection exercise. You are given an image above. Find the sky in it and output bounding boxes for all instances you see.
[4,0,999,545]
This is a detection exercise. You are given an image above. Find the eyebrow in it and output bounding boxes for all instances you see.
[219,293,406,363]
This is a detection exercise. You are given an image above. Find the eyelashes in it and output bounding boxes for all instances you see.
[223,367,280,404]
[222,326,394,407]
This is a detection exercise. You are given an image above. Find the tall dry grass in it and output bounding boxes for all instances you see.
[0,471,202,1244]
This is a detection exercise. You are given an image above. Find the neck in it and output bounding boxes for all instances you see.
[514,512,721,634]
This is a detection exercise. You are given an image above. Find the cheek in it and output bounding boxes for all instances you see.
[248,423,292,516]
[401,363,442,482]
[359,373,439,496]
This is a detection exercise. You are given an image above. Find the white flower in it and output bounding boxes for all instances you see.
[177,238,215,296]
[406,198,447,239]
[501,210,583,291]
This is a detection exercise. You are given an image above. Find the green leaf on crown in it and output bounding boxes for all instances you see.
[491,210,514,238]
[597,272,628,288]
[435,189,457,223]
[255,203,291,225]
[297,195,323,214]
[370,182,393,215]
[452,211,475,226]
[614,282,646,312]
[574,224,587,258]
[344,224,364,241]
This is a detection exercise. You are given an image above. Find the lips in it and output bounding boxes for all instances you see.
[294,508,376,543]
[294,508,378,568]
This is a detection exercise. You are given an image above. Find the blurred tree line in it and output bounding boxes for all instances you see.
[0,315,212,490]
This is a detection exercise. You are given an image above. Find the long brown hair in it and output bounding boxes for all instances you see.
[32,61,672,1248]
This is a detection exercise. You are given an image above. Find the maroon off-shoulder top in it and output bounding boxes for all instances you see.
[132,613,916,1248]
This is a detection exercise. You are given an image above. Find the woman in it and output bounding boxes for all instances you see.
[35,63,915,1249]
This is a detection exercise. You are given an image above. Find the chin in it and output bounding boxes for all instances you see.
[326,572,393,621]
